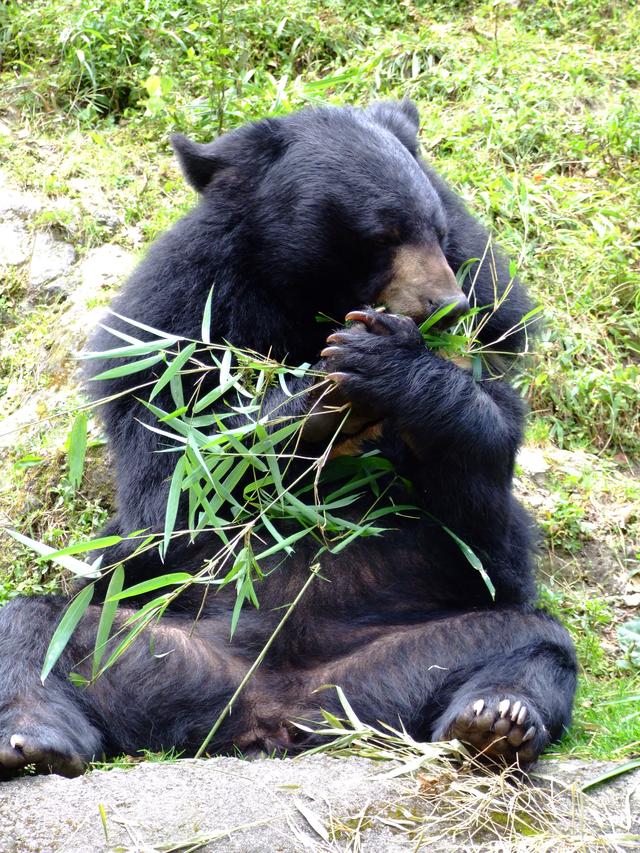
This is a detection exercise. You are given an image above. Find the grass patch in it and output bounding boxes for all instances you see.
[2,0,638,455]
[541,582,640,759]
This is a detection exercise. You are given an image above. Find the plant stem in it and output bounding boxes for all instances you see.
[194,562,321,757]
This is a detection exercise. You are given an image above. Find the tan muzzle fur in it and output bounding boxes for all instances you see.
[378,244,464,323]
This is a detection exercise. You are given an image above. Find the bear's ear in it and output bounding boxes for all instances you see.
[366,99,420,155]
[171,134,226,193]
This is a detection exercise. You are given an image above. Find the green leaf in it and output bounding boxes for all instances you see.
[41,584,94,683]
[109,311,186,342]
[192,377,236,413]
[438,521,496,600]
[201,286,214,344]
[334,685,363,730]
[254,424,284,495]
[419,301,460,335]
[108,572,193,601]
[169,373,185,409]
[92,565,124,678]
[44,535,123,559]
[91,352,165,381]
[99,610,157,672]
[220,348,232,386]
[254,526,310,559]
[81,338,178,360]
[580,758,640,792]
[150,342,197,401]
[162,455,186,558]
[140,399,210,445]
[67,412,88,490]
[4,529,101,579]
[329,526,380,554]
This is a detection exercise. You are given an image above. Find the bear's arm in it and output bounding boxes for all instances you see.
[322,317,535,602]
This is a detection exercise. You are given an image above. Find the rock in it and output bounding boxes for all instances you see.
[517,446,549,477]
[0,755,637,851]
[0,218,31,267]
[42,275,76,300]
[67,177,123,234]
[78,244,136,294]
[53,244,136,352]
[28,232,76,289]
[0,171,42,220]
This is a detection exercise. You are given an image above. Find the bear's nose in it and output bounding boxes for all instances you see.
[429,292,470,328]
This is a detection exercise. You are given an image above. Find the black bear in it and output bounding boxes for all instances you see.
[0,101,576,779]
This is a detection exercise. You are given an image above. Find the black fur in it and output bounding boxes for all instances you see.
[0,102,576,777]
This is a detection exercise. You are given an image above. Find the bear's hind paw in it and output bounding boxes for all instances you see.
[433,694,549,770]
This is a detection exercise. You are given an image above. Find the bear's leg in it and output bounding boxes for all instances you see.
[428,641,573,768]
[313,608,576,769]
[0,597,104,778]
[0,596,251,779]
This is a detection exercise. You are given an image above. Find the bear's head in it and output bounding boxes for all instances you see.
[170,102,504,361]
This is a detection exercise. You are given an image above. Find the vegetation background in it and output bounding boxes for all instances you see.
[0,0,638,765]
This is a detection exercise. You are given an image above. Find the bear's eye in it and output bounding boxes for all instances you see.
[372,227,401,246]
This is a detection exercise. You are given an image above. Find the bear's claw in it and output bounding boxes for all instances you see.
[0,729,88,780]
[434,694,548,769]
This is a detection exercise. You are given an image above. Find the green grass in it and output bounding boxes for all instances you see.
[0,0,639,764]
[2,0,638,456]
[541,583,640,759]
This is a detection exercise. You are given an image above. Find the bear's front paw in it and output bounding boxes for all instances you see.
[320,308,422,411]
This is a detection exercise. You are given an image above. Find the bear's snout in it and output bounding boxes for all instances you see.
[377,244,469,326]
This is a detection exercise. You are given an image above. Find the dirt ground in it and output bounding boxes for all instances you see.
[0,755,638,852]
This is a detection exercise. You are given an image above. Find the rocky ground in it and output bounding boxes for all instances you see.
[0,755,639,852]
[0,166,136,450]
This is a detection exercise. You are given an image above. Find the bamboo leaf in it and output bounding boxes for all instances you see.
[220,348,232,386]
[96,323,143,346]
[109,310,185,342]
[81,338,178,360]
[92,566,124,678]
[230,588,245,638]
[438,521,496,599]
[44,535,123,559]
[419,301,460,334]
[108,572,193,601]
[192,377,238,413]
[41,584,94,683]
[201,286,214,344]
[254,526,310,559]
[91,352,165,381]
[162,456,186,558]
[580,759,640,792]
[98,610,157,672]
[278,372,293,397]
[169,373,185,409]
[150,342,197,401]
[67,412,88,490]
[335,685,364,731]
[4,529,101,579]
[294,801,330,843]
